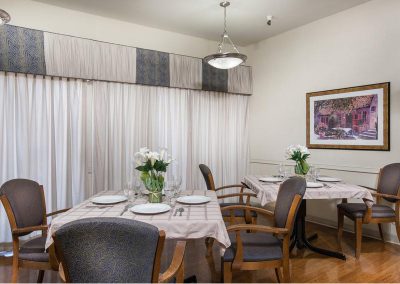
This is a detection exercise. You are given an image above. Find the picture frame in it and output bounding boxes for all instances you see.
[306,82,390,151]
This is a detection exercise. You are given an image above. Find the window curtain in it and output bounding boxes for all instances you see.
[0,71,249,243]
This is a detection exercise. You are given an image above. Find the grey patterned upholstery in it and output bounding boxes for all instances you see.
[378,163,400,202]
[54,217,160,283]
[224,232,282,262]
[19,236,49,262]
[0,179,45,236]
[224,177,306,263]
[274,177,307,228]
[337,203,395,219]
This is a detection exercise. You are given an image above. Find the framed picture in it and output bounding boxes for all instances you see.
[306,82,390,151]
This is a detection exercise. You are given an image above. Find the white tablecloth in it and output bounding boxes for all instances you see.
[45,190,230,250]
[244,175,374,207]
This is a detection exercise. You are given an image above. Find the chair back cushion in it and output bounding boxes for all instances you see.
[54,217,160,283]
[274,177,306,228]
[199,164,215,191]
[0,179,45,235]
[379,163,400,202]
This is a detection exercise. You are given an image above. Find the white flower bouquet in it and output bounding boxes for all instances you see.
[286,145,310,175]
[134,147,172,203]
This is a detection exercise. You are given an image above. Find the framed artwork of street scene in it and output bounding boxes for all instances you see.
[306,82,390,151]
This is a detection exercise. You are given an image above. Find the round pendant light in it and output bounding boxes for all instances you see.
[204,1,247,70]
[0,9,11,25]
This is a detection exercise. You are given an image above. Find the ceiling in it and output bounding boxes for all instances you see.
[33,0,370,46]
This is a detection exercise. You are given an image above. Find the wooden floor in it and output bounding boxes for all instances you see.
[1,222,400,283]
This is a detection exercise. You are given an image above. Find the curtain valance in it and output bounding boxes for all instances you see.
[0,25,252,95]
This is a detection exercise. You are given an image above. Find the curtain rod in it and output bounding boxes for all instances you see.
[1,71,252,97]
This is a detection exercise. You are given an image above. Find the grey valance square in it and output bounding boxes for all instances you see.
[136,48,169,87]
[202,60,228,92]
[0,25,46,75]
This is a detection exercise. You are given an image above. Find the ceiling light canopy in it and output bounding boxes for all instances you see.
[204,1,247,70]
[0,9,11,25]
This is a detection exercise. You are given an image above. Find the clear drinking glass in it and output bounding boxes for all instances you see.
[123,181,134,202]
[279,163,290,179]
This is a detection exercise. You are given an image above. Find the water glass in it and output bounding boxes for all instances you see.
[123,182,134,201]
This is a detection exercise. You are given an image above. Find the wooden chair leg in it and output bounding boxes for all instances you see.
[37,270,45,283]
[205,237,214,257]
[223,262,232,283]
[282,258,290,282]
[378,223,385,242]
[275,268,283,283]
[11,255,19,283]
[355,218,363,259]
[337,209,344,248]
[396,219,400,243]
[175,262,184,283]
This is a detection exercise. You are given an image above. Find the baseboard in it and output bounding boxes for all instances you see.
[306,216,400,246]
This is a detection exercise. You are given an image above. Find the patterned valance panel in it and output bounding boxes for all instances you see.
[0,25,252,95]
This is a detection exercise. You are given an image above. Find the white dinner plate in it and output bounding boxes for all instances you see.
[317,176,342,182]
[91,195,127,205]
[130,203,171,215]
[306,182,324,188]
[176,195,211,205]
[259,177,283,183]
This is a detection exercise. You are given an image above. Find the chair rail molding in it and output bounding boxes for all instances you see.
[250,159,380,175]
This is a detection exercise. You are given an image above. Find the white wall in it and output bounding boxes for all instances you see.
[247,0,400,243]
[0,0,249,58]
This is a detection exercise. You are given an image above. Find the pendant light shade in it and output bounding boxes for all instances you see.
[204,1,247,70]
[0,9,11,25]
[204,52,247,70]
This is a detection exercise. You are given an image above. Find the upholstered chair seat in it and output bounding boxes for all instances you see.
[337,203,395,219]
[224,232,282,262]
[20,236,47,253]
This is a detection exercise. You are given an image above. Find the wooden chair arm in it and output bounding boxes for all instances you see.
[158,241,186,283]
[369,191,400,201]
[215,184,245,191]
[359,185,377,191]
[227,224,289,235]
[46,208,71,217]
[12,224,48,235]
[220,205,275,218]
[217,192,257,200]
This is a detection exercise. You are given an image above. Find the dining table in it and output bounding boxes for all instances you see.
[243,175,375,260]
[45,189,231,251]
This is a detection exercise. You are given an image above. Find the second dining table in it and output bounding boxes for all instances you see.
[244,175,375,260]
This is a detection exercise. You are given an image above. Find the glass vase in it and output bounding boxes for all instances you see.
[294,160,309,176]
[142,174,164,203]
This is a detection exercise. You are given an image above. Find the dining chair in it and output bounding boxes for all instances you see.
[0,179,70,283]
[220,176,306,283]
[52,217,186,283]
[199,164,258,256]
[199,164,257,223]
[337,163,400,259]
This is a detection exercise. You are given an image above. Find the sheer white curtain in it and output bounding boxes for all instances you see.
[0,72,249,242]
[0,72,86,242]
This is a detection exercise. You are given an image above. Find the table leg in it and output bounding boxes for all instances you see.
[293,200,346,260]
